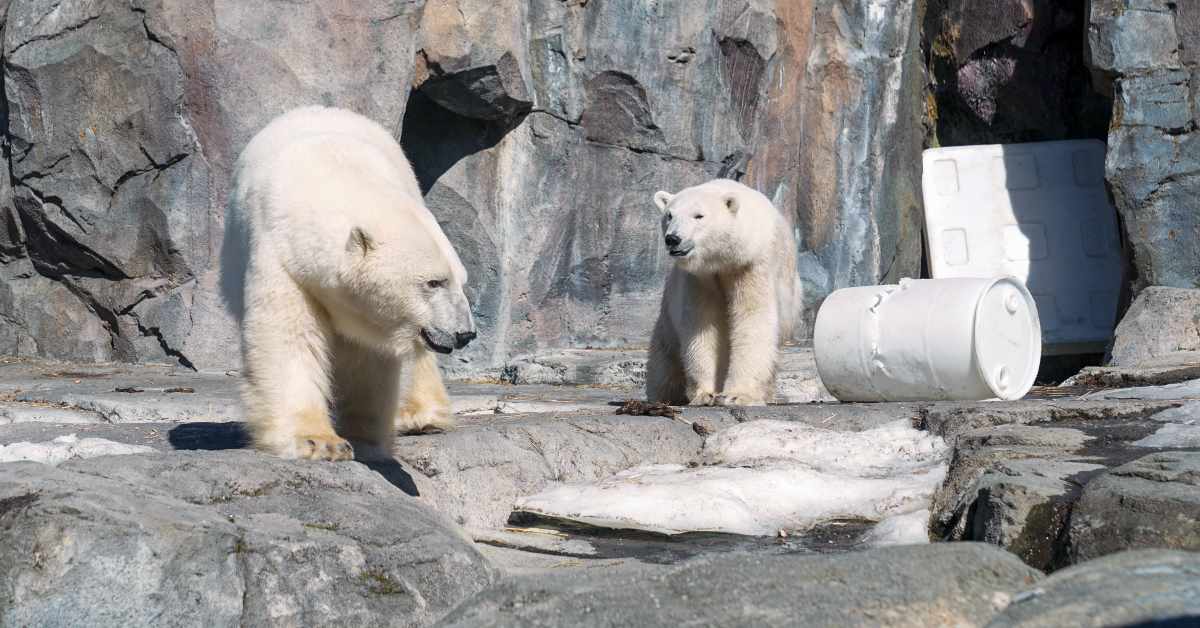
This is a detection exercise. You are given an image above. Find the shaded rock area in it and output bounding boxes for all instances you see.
[1088,1,1200,290]
[927,387,1200,572]
[923,0,1111,146]
[0,0,928,373]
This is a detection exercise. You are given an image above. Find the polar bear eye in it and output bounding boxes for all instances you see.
[694,214,704,220]
[426,279,447,289]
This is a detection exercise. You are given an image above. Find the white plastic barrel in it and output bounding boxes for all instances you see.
[813,277,1042,402]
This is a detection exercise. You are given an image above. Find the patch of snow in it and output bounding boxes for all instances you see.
[0,434,156,466]
[862,509,932,547]
[702,419,946,474]
[514,420,949,537]
[1084,379,1200,401]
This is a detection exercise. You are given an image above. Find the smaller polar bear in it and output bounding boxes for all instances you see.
[645,179,802,407]
[228,106,475,461]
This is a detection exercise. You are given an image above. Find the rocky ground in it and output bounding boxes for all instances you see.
[2,344,1199,627]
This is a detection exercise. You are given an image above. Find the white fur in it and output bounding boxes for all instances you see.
[645,179,802,406]
[227,106,474,461]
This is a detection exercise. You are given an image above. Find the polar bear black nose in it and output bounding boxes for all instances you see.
[664,234,682,247]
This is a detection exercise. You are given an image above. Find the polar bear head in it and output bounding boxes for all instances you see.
[330,198,476,356]
[652,179,770,274]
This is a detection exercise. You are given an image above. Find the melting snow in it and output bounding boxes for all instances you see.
[0,434,156,466]
[515,420,949,537]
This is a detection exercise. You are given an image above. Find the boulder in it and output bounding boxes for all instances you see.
[927,398,1200,570]
[987,550,1200,627]
[930,424,1103,571]
[440,543,1041,628]
[0,450,496,627]
[1068,452,1200,562]
[1088,1,1200,290]
[1108,287,1200,368]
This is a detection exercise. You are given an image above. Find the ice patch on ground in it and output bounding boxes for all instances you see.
[862,509,932,547]
[514,420,950,536]
[0,434,156,466]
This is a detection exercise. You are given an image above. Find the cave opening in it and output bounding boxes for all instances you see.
[399,86,526,195]
[921,0,1121,384]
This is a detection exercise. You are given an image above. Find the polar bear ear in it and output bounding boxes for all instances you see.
[347,227,375,255]
[723,195,740,214]
[653,191,675,213]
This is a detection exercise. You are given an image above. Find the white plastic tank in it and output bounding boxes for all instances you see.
[813,277,1042,402]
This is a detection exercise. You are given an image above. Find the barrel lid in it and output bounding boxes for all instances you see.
[973,277,1042,400]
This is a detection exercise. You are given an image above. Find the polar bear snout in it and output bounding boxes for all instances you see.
[664,234,694,257]
[420,328,474,354]
[421,288,476,354]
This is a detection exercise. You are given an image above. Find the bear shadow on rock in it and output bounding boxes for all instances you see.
[166,422,420,497]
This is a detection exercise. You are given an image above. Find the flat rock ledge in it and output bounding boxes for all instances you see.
[2,358,1200,625]
[0,451,497,627]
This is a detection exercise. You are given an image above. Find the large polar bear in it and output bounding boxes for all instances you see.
[645,179,802,407]
[229,106,475,461]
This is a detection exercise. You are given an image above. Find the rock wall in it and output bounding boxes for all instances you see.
[0,0,926,372]
[1088,0,1200,291]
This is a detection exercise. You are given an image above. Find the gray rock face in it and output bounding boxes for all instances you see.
[930,424,1103,571]
[0,450,496,627]
[927,396,1200,571]
[0,0,424,370]
[1088,1,1200,290]
[1068,452,1200,562]
[440,543,1041,628]
[987,550,1200,628]
[0,0,926,374]
[1108,287,1200,367]
[391,412,710,529]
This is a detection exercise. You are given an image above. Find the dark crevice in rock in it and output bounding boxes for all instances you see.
[131,7,177,59]
[57,277,136,361]
[128,310,196,371]
[13,193,125,280]
[110,149,188,203]
[8,13,100,57]
[923,0,1112,147]
[529,109,580,128]
[0,492,39,519]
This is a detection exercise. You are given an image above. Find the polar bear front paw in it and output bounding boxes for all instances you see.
[715,392,768,407]
[396,409,456,435]
[685,388,718,406]
[292,434,355,461]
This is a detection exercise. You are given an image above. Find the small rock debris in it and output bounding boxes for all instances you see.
[614,399,679,419]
